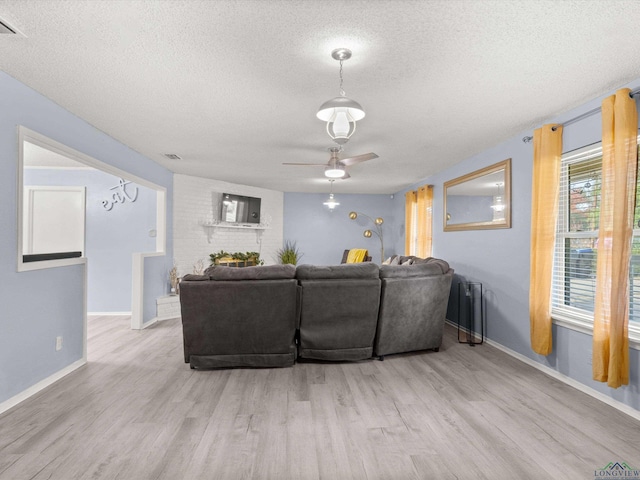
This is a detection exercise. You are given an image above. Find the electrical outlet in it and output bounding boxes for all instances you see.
[55,336,63,351]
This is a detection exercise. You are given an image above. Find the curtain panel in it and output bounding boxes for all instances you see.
[405,190,417,255]
[416,185,433,258]
[593,88,638,388]
[529,124,563,356]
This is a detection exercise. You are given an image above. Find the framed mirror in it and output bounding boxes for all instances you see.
[443,158,511,231]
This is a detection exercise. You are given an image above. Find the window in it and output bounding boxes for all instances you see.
[551,141,640,345]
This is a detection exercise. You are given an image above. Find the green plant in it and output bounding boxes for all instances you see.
[209,250,231,265]
[245,252,264,265]
[277,240,303,265]
[209,250,262,266]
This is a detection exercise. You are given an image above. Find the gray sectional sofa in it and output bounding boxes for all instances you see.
[296,263,381,361]
[179,264,299,368]
[179,258,453,369]
[375,258,453,358]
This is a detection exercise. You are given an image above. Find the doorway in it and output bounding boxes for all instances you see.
[17,127,168,358]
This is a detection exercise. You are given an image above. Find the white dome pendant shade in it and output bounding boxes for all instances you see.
[317,48,365,145]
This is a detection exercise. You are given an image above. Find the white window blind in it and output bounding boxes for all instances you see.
[551,142,640,334]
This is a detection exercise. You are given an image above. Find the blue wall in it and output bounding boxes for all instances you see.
[284,193,397,265]
[284,80,640,413]
[0,71,173,406]
[24,168,157,312]
[393,80,640,411]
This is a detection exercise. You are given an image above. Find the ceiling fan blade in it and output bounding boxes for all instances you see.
[282,162,327,166]
[341,152,379,166]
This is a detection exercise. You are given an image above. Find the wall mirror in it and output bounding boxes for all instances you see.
[443,158,511,231]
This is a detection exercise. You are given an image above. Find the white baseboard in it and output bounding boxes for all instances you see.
[140,315,180,329]
[0,358,86,416]
[483,338,640,422]
[445,319,640,421]
[141,317,158,329]
[87,311,132,316]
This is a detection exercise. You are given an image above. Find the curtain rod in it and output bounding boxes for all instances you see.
[522,87,640,143]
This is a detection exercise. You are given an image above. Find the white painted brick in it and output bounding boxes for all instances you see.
[157,295,181,320]
[172,174,284,277]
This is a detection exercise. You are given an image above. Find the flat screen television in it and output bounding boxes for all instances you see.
[220,193,261,224]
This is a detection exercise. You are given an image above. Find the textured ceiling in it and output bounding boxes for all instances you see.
[2,0,640,194]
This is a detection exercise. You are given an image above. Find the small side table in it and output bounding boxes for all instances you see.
[457,282,484,346]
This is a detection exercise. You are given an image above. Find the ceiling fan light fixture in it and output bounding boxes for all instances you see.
[324,166,346,178]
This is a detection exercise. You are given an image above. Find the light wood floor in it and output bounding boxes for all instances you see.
[1,316,639,480]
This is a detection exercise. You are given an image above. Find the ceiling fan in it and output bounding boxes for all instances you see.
[282,147,378,179]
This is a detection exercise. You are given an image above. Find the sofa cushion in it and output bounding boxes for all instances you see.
[181,274,210,281]
[380,259,450,278]
[421,258,450,273]
[208,264,296,281]
[296,262,379,280]
[410,256,433,264]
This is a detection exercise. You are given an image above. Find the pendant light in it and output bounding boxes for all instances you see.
[491,183,505,212]
[317,48,365,145]
[323,180,340,210]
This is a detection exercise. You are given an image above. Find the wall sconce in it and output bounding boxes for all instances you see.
[349,211,384,262]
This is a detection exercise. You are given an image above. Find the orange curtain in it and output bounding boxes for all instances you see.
[529,124,563,356]
[417,185,433,257]
[405,190,417,255]
[593,88,637,388]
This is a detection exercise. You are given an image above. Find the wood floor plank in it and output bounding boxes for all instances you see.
[1,315,639,479]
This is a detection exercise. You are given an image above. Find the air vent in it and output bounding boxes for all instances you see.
[163,154,182,160]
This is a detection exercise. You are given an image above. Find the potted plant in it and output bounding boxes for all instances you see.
[277,240,303,265]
